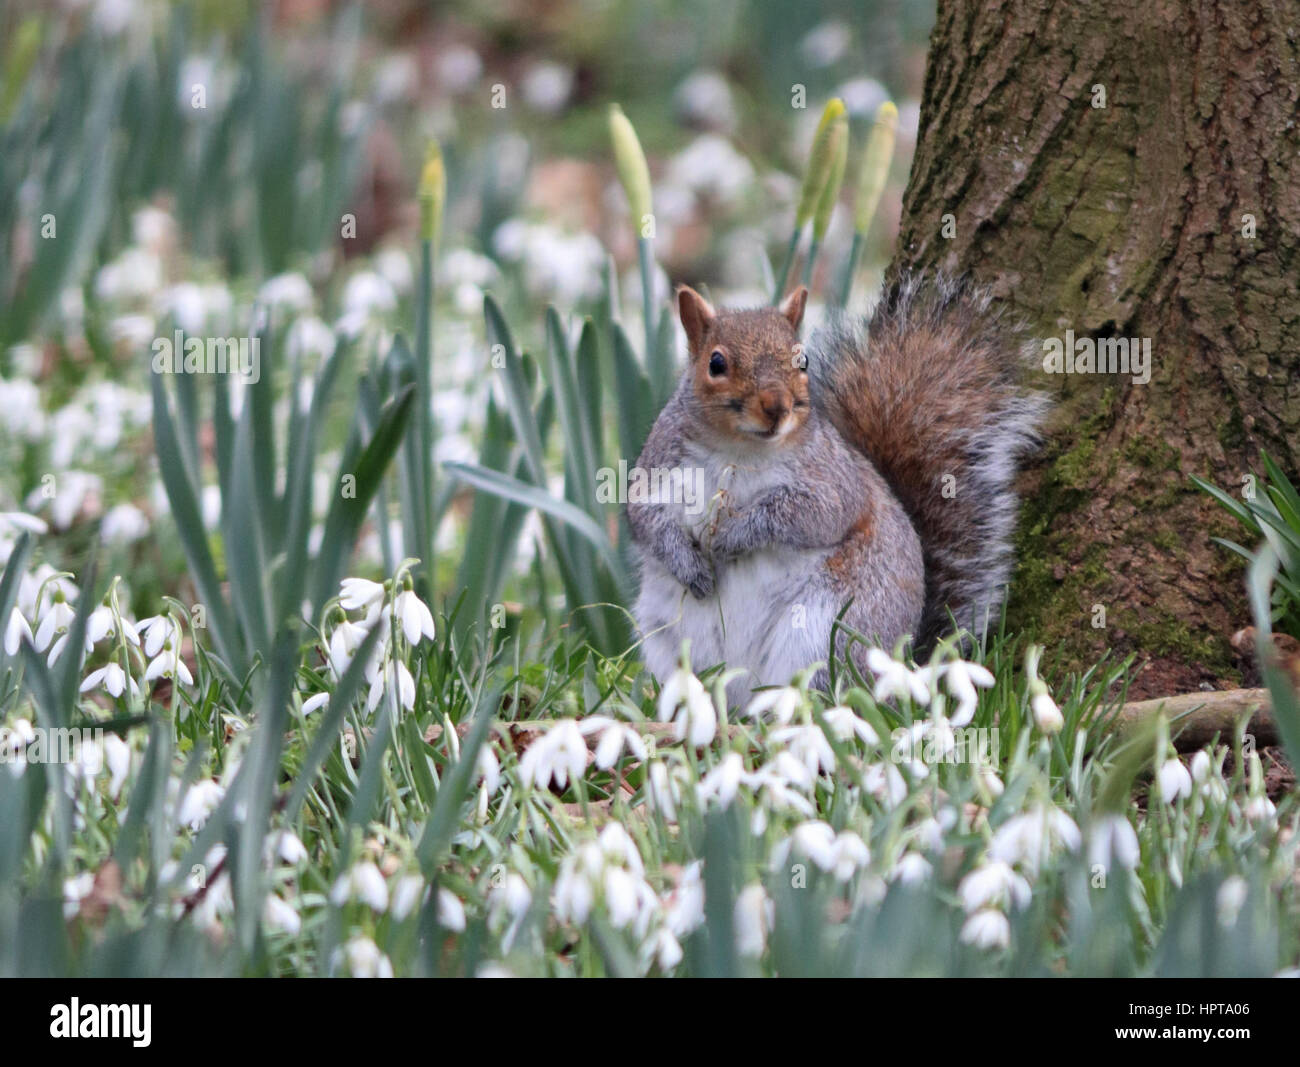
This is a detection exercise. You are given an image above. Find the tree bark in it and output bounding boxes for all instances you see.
[893,0,1300,696]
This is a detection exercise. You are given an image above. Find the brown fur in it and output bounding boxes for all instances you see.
[810,273,1047,651]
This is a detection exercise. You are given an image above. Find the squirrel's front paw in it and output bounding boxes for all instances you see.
[686,567,715,600]
[673,553,715,599]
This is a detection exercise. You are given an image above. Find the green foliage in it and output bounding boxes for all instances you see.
[1194,450,1300,638]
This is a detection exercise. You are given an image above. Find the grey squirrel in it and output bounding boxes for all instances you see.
[627,273,1046,705]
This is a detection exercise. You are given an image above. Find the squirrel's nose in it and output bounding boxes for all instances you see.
[757,388,791,426]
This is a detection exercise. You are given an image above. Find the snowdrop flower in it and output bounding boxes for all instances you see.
[0,510,48,536]
[394,589,436,646]
[327,618,374,678]
[577,716,648,770]
[667,135,754,202]
[890,852,933,886]
[696,751,746,808]
[521,61,574,114]
[438,889,467,931]
[787,821,871,881]
[389,875,426,921]
[145,646,194,686]
[961,908,1011,950]
[602,866,646,930]
[436,44,483,93]
[1157,758,1193,804]
[263,894,302,935]
[674,70,737,132]
[477,744,501,795]
[1087,814,1140,872]
[336,272,398,336]
[957,860,1032,913]
[518,720,587,790]
[136,614,178,658]
[553,850,599,925]
[662,862,705,938]
[104,734,130,798]
[646,761,679,821]
[867,648,931,705]
[942,659,995,727]
[4,607,31,655]
[100,503,151,546]
[63,871,96,919]
[287,316,335,364]
[375,247,414,295]
[490,873,533,922]
[598,823,646,877]
[80,662,135,700]
[367,657,416,714]
[862,761,909,807]
[975,763,1005,802]
[330,861,389,912]
[1216,876,1248,928]
[771,723,836,777]
[658,667,718,747]
[643,927,684,971]
[86,605,117,647]
[990,807,1080,876]
[1031,692,1065,734]
[743,685,802,726]
[1244,794,1277,824]
[178,780,224,829]
[301,692,329,716]
[34,601,75,653]
[258,272,314,312]
[266,830,308,865]
[339,577,386,614]
[822,705,878,746]
[735,884,772,957]
[334,935,393,978]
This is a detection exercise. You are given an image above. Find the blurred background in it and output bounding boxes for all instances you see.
[0,0,936,624]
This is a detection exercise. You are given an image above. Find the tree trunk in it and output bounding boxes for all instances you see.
[893,0,1300,696]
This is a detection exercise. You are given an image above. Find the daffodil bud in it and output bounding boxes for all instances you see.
[853,100,898,235]
[609,104,653,233]
[418,140,445,246]
[795,98,846,227]
[812,114,848,241]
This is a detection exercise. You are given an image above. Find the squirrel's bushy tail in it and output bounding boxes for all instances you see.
[810,272,1047,654]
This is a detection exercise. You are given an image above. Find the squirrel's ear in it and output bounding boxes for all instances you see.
[779,286,808,332]
[677,285,716,353]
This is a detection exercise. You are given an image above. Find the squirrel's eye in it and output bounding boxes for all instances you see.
[708,350,727,377]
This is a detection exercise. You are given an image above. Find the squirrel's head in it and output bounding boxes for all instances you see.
[677,284,810,445]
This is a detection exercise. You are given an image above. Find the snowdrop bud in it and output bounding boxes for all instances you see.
[734,884,771,957]
[1031,691,1064,734]
[960,908,1010,950]
[1216,875,1248,928]
[1157,758,1192,804]
[437,888,467,931]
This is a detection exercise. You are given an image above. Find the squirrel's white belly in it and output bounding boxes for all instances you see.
[636,545,840,708]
